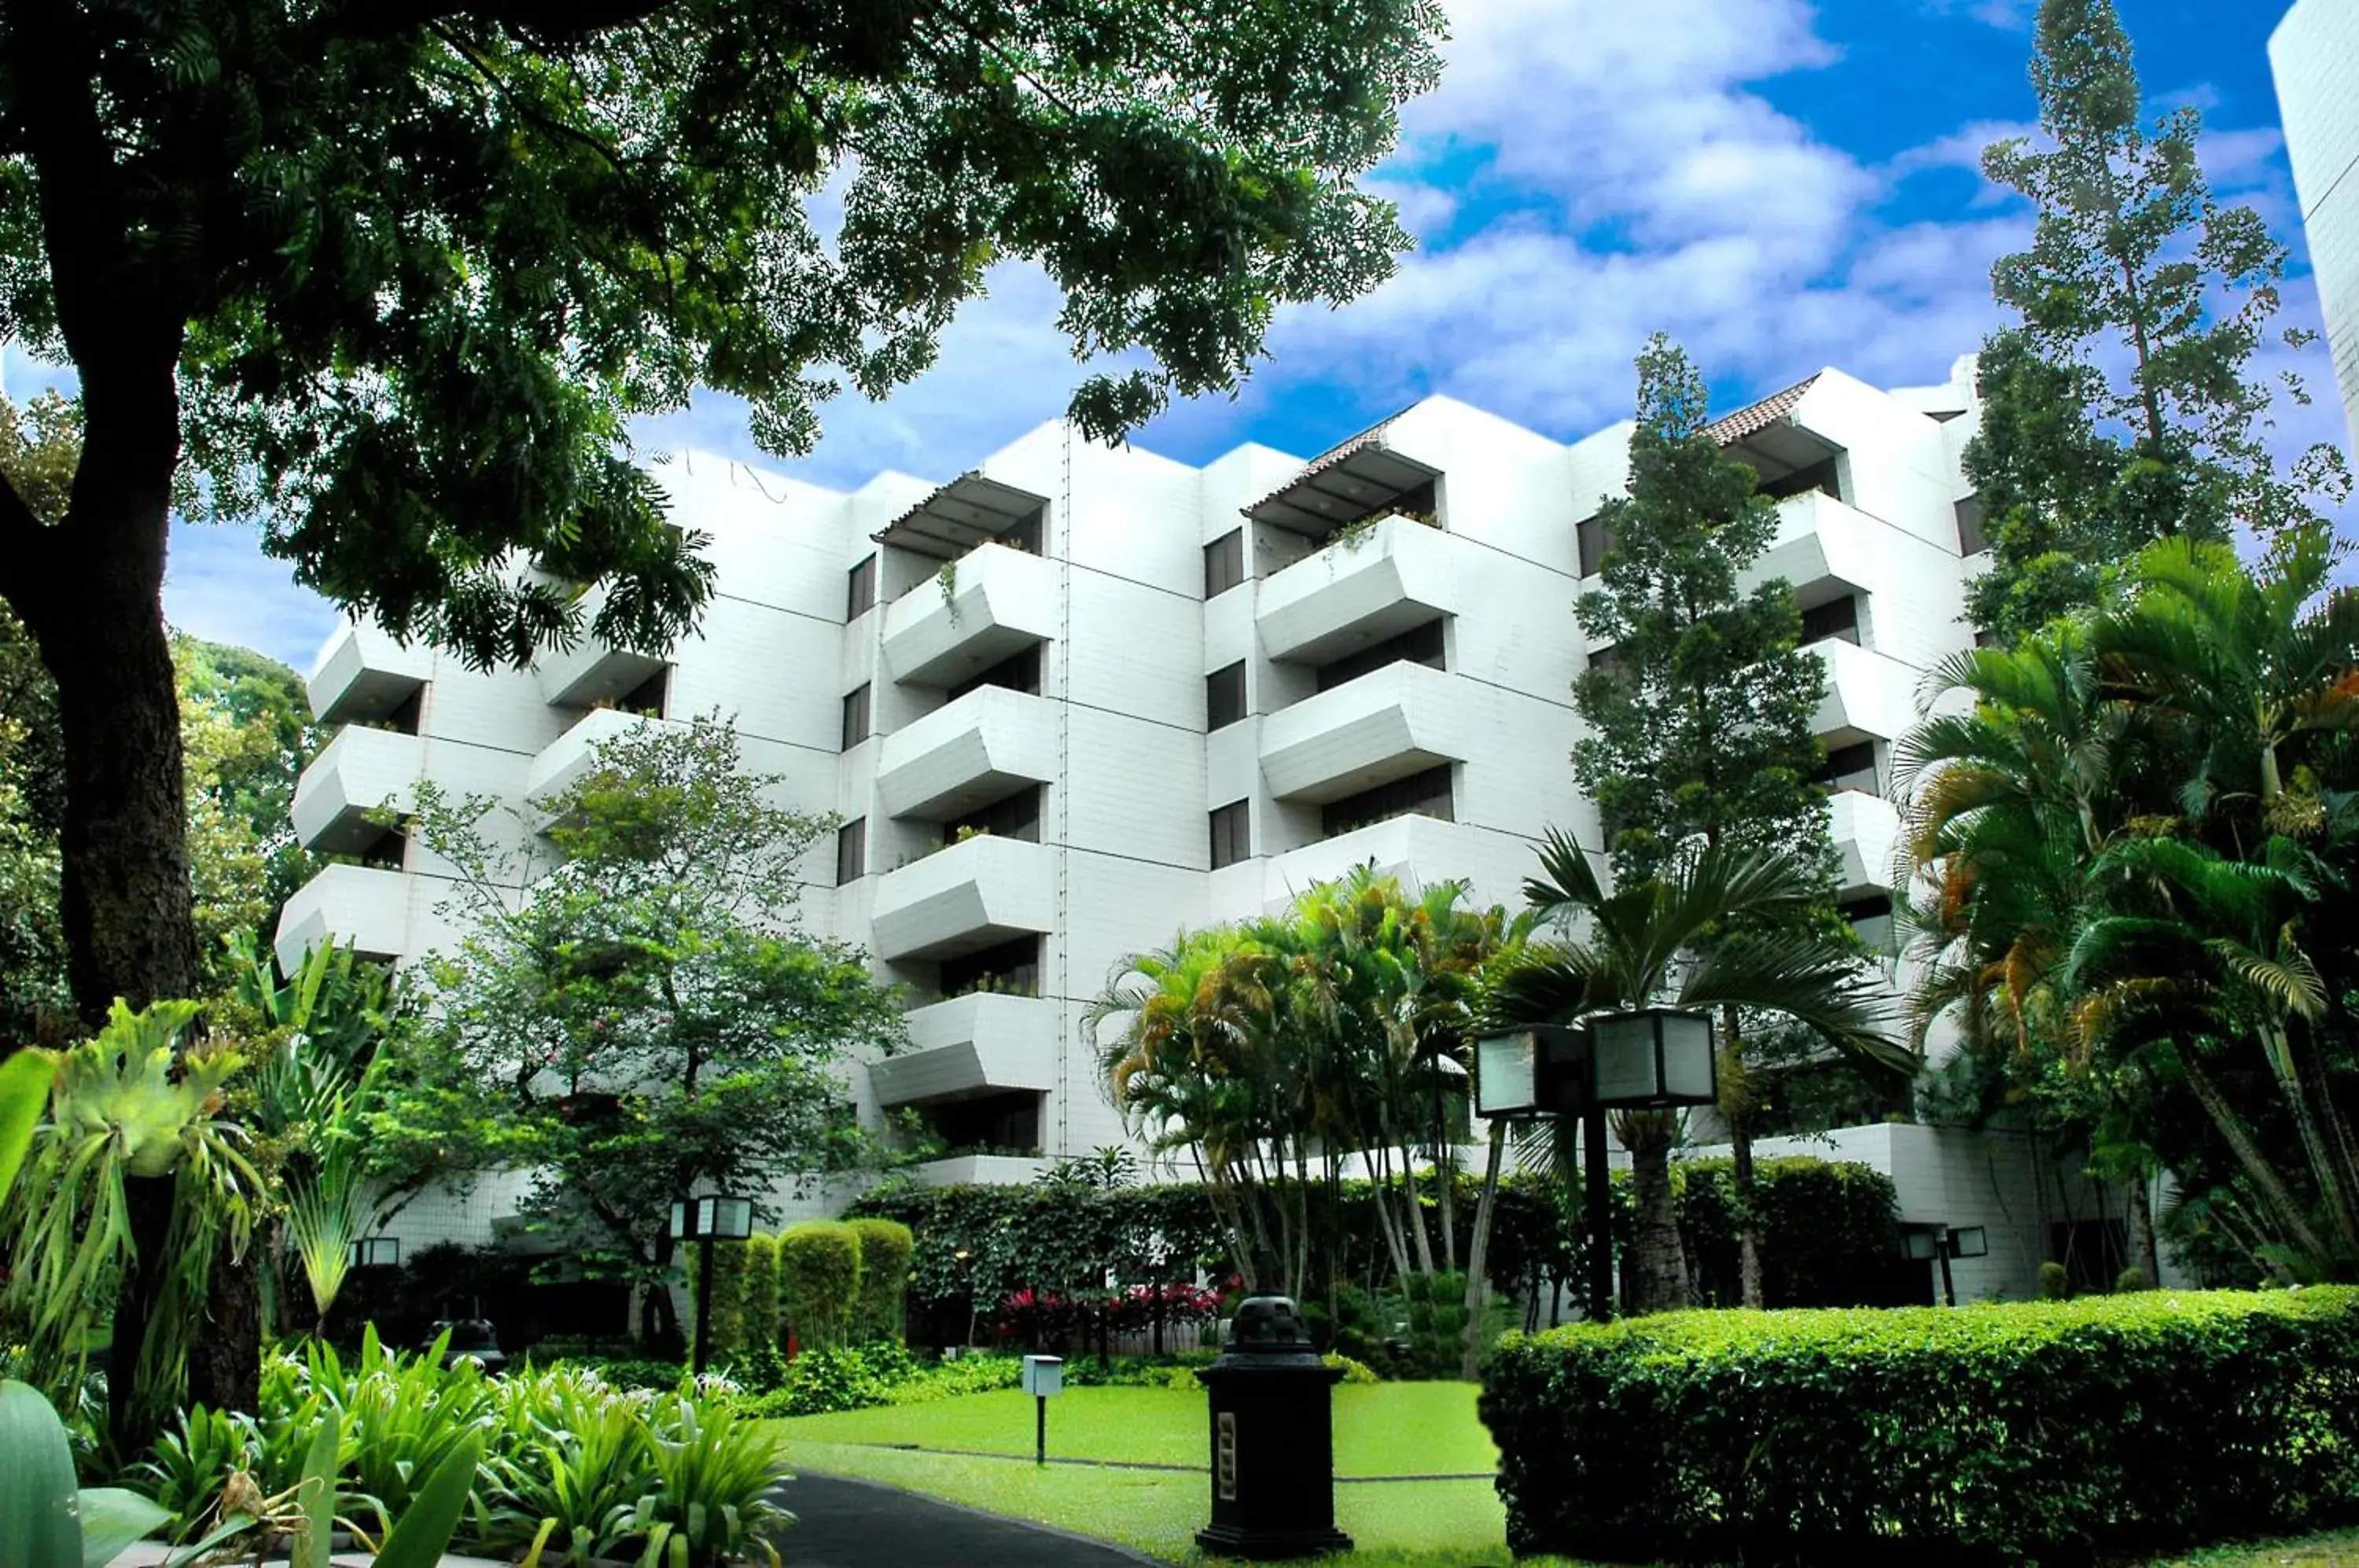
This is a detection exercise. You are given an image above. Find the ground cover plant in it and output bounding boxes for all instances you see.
[1483,1287,2359,1565]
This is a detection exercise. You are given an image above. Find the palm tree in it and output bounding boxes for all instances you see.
[1489,830,1908,1314]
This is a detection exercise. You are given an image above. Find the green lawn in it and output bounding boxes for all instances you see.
[769,1385,2359,1567]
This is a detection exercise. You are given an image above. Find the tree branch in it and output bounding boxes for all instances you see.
[0,468,50,612]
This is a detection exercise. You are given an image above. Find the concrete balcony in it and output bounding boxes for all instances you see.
[526,708,666,812]
[274,863,410,970]
[881,543,1058,687]
[1259,814,1487,910]
[1829,789,1903,897]
[1747,490,1889,603]
[877,686,1058,821]
[290,725,425,854]
[1260,661,1469,804]
[533,582,669,709]
[1257,516,1461,665]
[913,1154,1050,1187]
[869,833,1057,960]
[307,621,431,725]
[1813,639,1919,745]
[867,993,1059,1107]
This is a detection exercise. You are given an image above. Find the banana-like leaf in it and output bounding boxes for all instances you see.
[76,1488,170,1568]
[0,1378,83,1568]
[297,1415,342,1568]
[0,1049,55,1205]
[373,1432,484,1568]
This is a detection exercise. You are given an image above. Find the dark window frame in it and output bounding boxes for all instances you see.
[841,682,872,749]
[1313,619,1444,693]
[1577,514,1616,578]
[1321,764,1455,839]
[1205,528,1246,598]
[1799,594,1861,647]
[1209,800,1250,869]
[836,817,867,885]
[1207,661,1247,731]
[945,783,1043,845]
[948,642,1044,701]
[847,555,878,619]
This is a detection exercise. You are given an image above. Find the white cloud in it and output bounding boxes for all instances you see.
[1920,0,2034,26]
[165,521,338,672]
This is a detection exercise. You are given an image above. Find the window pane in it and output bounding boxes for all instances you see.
[847,556,878,618]
[1210,801,1249,869]
[1799,594,1860,646]
[1205,529,1245,598]
[841,683,871,748]
[1207,661,1246,731]
[836,817,867,885]
[1954,495,1988,556]
[1577,515,1616,577]
[1321,764,1453,838]
[1313,618,1444,692]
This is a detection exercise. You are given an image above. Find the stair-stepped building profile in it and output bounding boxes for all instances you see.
[282,352,2155,1301]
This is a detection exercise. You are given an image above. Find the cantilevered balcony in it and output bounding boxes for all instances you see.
[1813,639,1918,746]
[1256,515,1462,664]
[876,686,1058,821]
[880,543,1058,688]
[274,863,409,970]
[1829,789,1903,898]
[1260,661,1468,804]
[1746,489,1889,604]
[869,834,1056,960]
[1258,814,1485,910]
[308,621,431,726]
[533,582,669,709]
[290,725,425,855]
[526,708,667,813]
[867,993,1059,1107]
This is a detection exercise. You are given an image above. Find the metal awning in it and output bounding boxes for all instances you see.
[1242,415,1441,537]
[872,472,1050,560]
[1706,374,1839,485]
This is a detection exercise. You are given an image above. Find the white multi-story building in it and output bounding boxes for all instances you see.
[281,352,2141,1301]
[2273,0,2359,448]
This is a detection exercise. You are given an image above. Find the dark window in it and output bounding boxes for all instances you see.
[836,817,867,885]
[1838,893,1893,923]
[1974,628,2000,650]
[998,506,1046,554]
[948,643,1043,701]
[841,683,872,749]
[1209,801,1250,869]
[1817,740,1879,795]
[1389,476,1440,525]
[1588,643,1632,679]
[918,1089,1043,1158]
[1577,514,1617,577]
[1205,528,1246,598]
[1207,661,1247,731]
[616,664,669,719]
[383,685,427,736]
[359,815,411,871]
[847,555,878,619]
[1322,764,1454,839]
[1314,619,1444,692]
[946,784,1041,845]
[1761,456,1842,503]
[1955,494,1988,556]
[939,934,1043,999]
[1800,594,1860,646]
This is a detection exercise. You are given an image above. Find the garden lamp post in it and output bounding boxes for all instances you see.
[1475,1009,1717,1320]
[671,1191,754,1375]
[1904,1223,1989,1308]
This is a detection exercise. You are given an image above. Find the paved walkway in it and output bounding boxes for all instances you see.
[773,1471,1165,1568]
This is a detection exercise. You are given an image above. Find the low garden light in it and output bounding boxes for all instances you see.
[672,1191,755,1375]
[1474,1010,1717,1322]
[1903,1222,1988,1307]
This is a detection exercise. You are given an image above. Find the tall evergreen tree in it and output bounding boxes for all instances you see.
[1966,0,2348,644]
[1572,336,1847,1309]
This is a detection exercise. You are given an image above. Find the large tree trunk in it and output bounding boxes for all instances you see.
[1617,1110,1688,1315]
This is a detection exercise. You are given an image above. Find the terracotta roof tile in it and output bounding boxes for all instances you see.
[1704,374,1820,447]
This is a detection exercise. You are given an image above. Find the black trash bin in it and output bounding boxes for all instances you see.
[1194,1296,1352,1560]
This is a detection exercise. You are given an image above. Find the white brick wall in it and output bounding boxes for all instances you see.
[2275,0,2359,448]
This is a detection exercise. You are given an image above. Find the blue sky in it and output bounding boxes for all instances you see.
[77,0,2334,670]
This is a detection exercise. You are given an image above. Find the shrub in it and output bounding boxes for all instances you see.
[2039,1261,2070,1299]
[740,1233,782,1349]
[1676,1157,1901,1308]
[1482,1289,2359,1566]
[536,1356,688,1393]
[778,1221,863,1351]
[2116,1265,2154,1294]
[1323,1353,1378,1384]
[846,1218,913,1342]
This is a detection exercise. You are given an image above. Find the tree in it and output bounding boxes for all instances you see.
[0,5,1439,1429]
[1965,0,2349,642]
[380,716,905,1340]
[1489,832,1908,1315]
[1572,334,1851,1307]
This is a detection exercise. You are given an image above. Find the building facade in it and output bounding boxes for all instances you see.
[2273,0,2359,448]
[282,352,2139,1300]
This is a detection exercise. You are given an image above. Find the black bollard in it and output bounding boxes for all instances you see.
[1194,1296,1352,1560]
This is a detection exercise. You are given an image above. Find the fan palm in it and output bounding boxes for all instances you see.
[1488,830,1906,1313]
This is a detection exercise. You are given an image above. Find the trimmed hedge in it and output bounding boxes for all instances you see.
[779,1221,863,1350]
[741,1232,782,1349]
[1481,1288,2359,1566]
[846,1217,913,1342]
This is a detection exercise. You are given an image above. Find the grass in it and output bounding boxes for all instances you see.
[769,1385,2359,1567]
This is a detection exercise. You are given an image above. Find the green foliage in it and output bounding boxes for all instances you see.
[378,718,905,1333]
[778,1222,864,1353]
[686,1240,754,1356]
[1482,1288,2359,1564]
[1323,1353,1381,1385]
[847,1218,914,1343]
[610,1393,789,1568]
[2040,1261,2072,1300]
[2117,1265,2155,1293]
[739,1233,782,1353]
[1676,1158,1901,1308]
